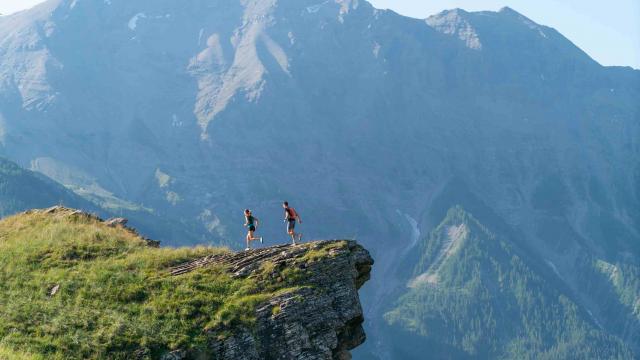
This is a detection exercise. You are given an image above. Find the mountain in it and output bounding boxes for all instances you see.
[0,207,373,359]
[0,156,203,246]
[384,207,634,359]
[0,156,98,216]
[0,0,638,358]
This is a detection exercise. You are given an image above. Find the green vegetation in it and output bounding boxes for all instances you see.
[300,241,347,263]
[0,210,299,359]
[0,345,43,360]
[384,207,633,359]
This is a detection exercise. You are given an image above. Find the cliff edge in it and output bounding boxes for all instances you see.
[0,207,373,360]
[172,241,373,360]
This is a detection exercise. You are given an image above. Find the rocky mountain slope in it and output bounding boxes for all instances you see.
[0,207,373,359]
[0,0,638,358]
[384,207,634,359]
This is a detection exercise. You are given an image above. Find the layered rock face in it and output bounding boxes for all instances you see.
[171,241,374,360]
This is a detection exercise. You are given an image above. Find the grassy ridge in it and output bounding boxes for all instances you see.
[0,210,284,359]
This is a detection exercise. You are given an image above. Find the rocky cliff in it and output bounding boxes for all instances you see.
[171,241,374,360]
[0,208,373,359]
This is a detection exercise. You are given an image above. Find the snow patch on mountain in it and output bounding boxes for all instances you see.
[546,260,563,280]
[197,28,204,46]
[373,41,381,58]
[395,210,421,257]
[128,13,146,30]
[306,1,329,14]
[128,13,171,31]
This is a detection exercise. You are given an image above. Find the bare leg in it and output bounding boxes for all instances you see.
[248,230,261,241]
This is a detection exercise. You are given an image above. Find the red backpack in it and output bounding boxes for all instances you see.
[287,207,298,219]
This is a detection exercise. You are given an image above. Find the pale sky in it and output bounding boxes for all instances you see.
[1,0,638,69]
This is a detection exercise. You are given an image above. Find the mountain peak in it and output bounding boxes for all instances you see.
[498,6,544,29]
[426,9,483,50]
[498,6,520,15]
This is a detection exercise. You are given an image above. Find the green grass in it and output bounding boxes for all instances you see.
[300,241,347,263]
[0,210,297,359]
[0,345,43,360]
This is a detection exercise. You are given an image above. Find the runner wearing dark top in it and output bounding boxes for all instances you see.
[244,209,263,250]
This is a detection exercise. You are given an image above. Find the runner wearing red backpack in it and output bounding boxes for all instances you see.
[283,201,302,244]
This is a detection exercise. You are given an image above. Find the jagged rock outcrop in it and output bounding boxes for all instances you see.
[171,241,374,360]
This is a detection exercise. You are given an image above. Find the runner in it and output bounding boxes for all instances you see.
[244,209,263,250]
[283,201,302,244]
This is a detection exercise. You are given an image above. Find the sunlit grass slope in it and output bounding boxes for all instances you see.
[0,208,286,359]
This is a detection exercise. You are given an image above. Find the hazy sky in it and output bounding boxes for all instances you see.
[1,0,638,69]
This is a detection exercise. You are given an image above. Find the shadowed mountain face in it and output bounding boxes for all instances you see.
[0,157,98,216]
[0,0,639,358]
[0,156,202,245]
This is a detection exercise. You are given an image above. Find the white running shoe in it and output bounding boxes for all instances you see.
[245,247,250,251]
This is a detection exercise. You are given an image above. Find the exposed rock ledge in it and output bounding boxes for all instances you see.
[171,240,374,360]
